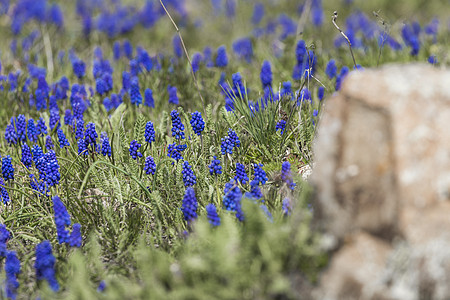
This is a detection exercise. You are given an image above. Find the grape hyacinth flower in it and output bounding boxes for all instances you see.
[5,123,17,146]
[57,128,70,148]
[173,35,183,58]
[42,151,61,187]
[251,163,268,186]
[171,109,185,140]
[168,85,179,105]
[45,135,54,150]
[129,77,142,106]
[215,45,228,67]
[282,198,291,216]
[0,225,10,257]
[276,120,286,135]
[191,52,202,73]
[144,156,156,175]
[0,178,10,204]
[37,117,47,137]
[232,37,253,63]
[281,161,296,191]
[235,163,249,184]
[2,155,14,181]
[72,58,86,79]
[232,72,246,99]
[21,144,33,169]
[16,114,27,143]
[144,88,154,108]
[53,196,71,244]
[182,161,196,187]
[129,140,143,160]
[35,241,59,291]
[251,3,264,25]
[209,156,222,176]
[27,119,37,143]
[5,251,21,300]
[223,179,244,221]
[64,109,73,126]
[49,109,61,131]
[78,138,88,156]
[100,132,111,157]
[206,204,221,227]
[260,60,272,89]
[75,119,84,140]
[220,129,241,155]
[84,122,98,149]
[69,223,82,247]
[181,187,198,224]
[190,111,205,136]
[325,59,337,79]
[145,121,156,145]
[167,143,183,161]
[318,86,325,101]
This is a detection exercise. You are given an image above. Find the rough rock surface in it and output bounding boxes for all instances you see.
[311,64,450,300]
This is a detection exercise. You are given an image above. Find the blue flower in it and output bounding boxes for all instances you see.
[206,204,221,227]
[84,122,98,149]
[173,35,183,58]
[145,121,156,145]
[41,151,61,187]
[276,120,286,134]
[78,138,88,156]
[209,156,222,176]
[36,117,47,136]
[251,3,264,25]
[35,241,59,292]
[235,163,249,184]
[100,132,111,157]
[2,155,14,181]
[144,88,155,108]
[190,111,205,136]
[191,52,202,73]
[0,178,10,204]
[21,143,33,168]
[0,224,10,255]
[215,45,228,67]
[232,72,246,99]
[311,0,323,26]
[57,128,70,148]
[31,145,44,167]
[5,251,21,300]
[335,66,349,91]
[182,161,196,187]
[428,55,438,65]
[72,58,86,79]
[181,187,198,224]
[64,109,73,126]
[144,156,156,175]
[129,77,142,106]
[123,39,133,59]
[260,60,272,89]
[168,85,179,105]
[53,196,71,244]
[75,119,84,140]
[401,23,420,56]
[5,123,17,146]
[167,143,183,161]
[171,110,185,140]
[220,129,240,155]
[251,163,267,186]
[97,280,106,292]
[223,179,243,221]
[69,223,82,247]
[49,109,61,131]
[27,119,37,143]
[281,161,295,190]
[232,37,253,63]
[279,14,296,40]
[325,59,337,79]
[129,140,143,160]
[282,198,291,216]
[16,115,27,143]
[318,86,325,101]
[113,41,121,60]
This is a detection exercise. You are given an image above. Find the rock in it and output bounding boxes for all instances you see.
[311,64,450,241]
[311,64,450,300]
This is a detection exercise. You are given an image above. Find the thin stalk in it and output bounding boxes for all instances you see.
[332,11,357,69]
